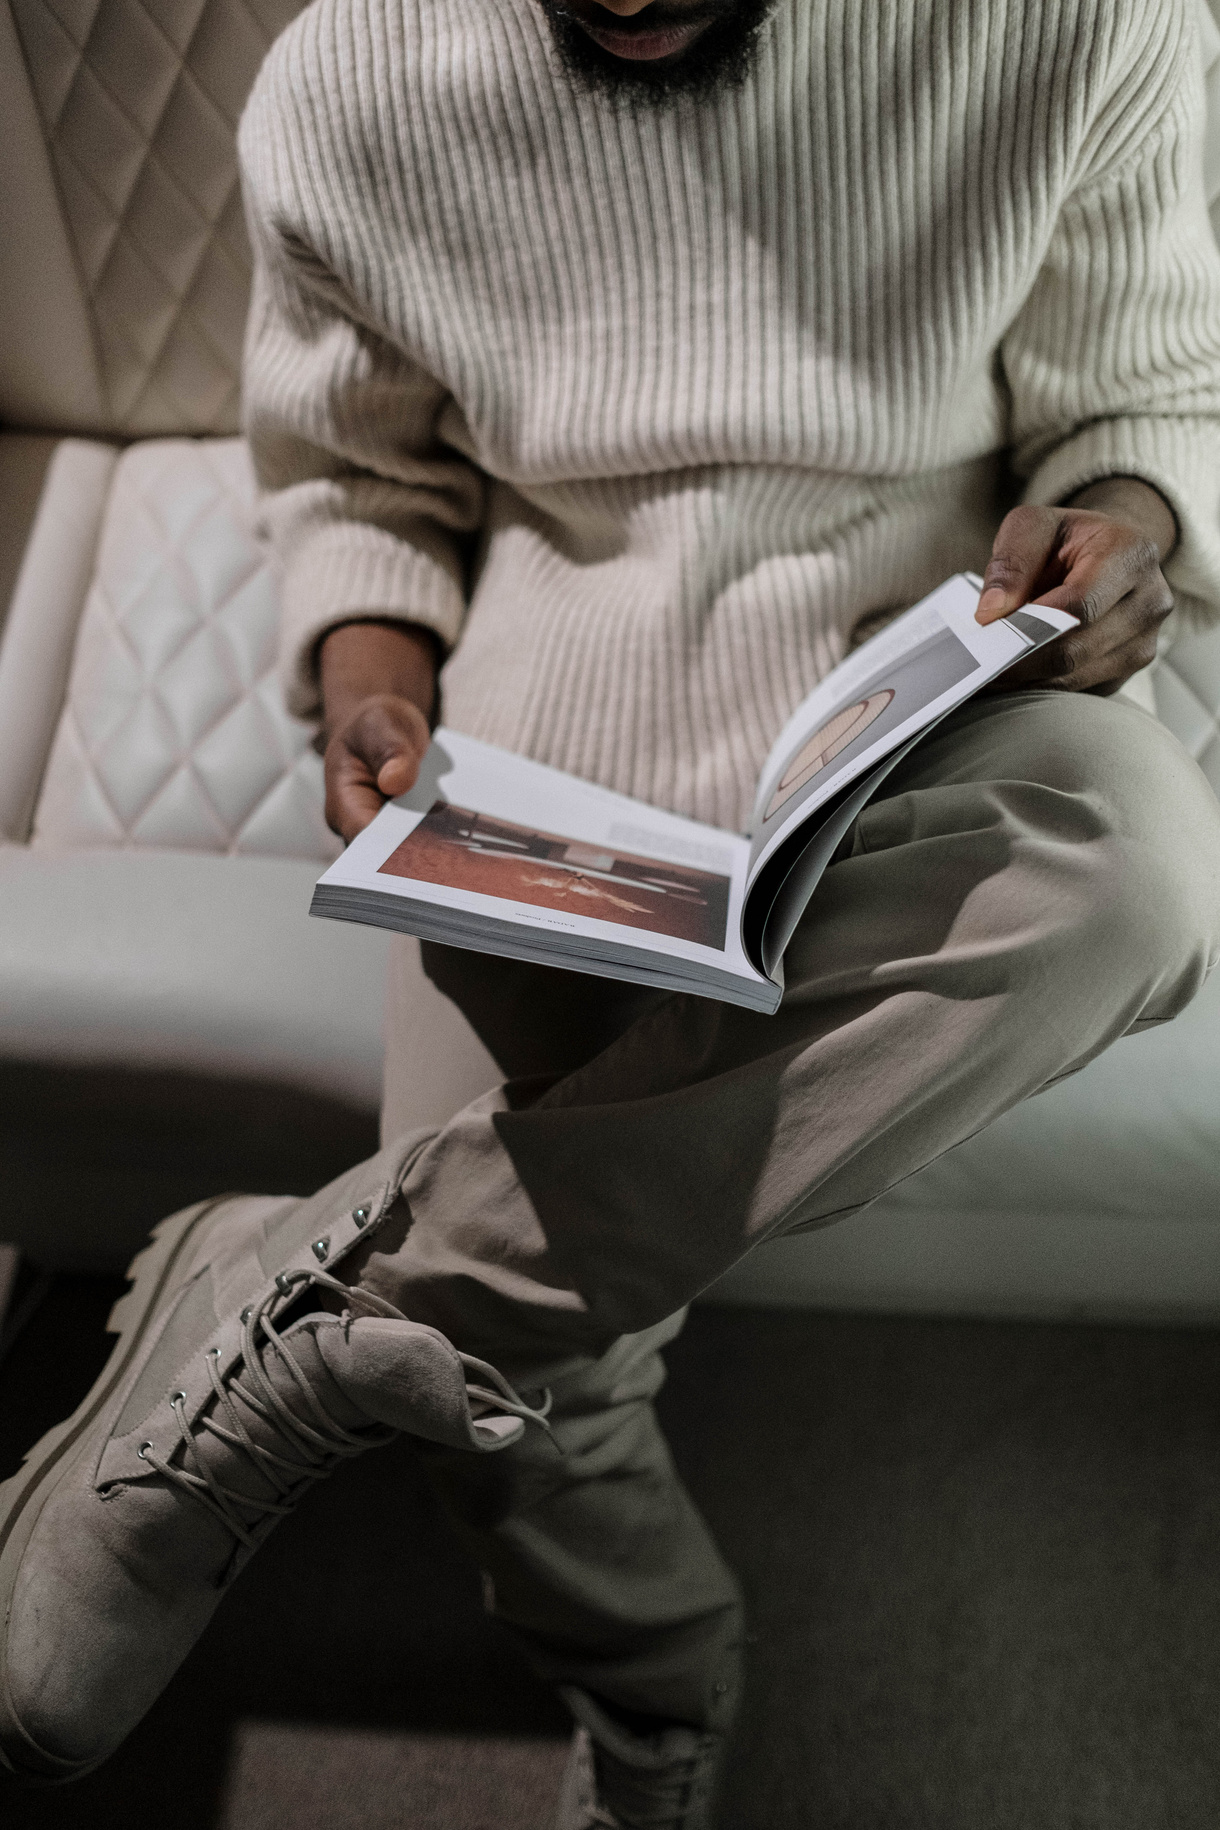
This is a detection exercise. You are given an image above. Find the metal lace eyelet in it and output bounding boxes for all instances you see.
[352,1206,370,1227]
[311,1238,330,1263]
[275,1273,293,1294]
[240,1307,252,1324]
[137,1442,152,1459]
[170,1391,186,1405]
[209,1347,221,1359]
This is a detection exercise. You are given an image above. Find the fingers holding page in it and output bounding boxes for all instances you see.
[978,502,1172,695]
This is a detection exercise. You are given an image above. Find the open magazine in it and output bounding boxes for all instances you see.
[311,575,1077,1014]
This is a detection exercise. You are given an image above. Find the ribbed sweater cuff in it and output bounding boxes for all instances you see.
[279,525,466,721]
[1024,416,1220,627]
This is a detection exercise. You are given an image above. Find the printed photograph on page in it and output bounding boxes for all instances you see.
[378,802,732,949]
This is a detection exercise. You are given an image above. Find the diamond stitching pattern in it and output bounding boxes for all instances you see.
[9,0,306,436]
[32,439,341,863]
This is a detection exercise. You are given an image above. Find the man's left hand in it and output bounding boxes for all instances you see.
[976,476,1177,694]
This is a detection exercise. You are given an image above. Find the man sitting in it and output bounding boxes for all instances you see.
[3,3,1220,1825]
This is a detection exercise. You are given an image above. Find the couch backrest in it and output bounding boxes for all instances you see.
[0,0,306,439]
[26,435,342,860]
[3,0,1220,439]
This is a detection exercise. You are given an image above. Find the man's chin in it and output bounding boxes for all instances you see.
[538,0,779,105]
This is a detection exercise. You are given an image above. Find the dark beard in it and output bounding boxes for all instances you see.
[536,0,780,106]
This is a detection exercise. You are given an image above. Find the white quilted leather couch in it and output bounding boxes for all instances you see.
[0,0,385,1265]
[2,0,1220,1321]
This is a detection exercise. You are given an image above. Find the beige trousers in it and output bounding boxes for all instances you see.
[369,690,1220,1732]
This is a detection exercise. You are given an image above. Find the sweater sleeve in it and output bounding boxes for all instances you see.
[239,105,485,723]
[1001,0,1220,624]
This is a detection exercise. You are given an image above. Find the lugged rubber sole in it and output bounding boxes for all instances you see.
[0,1194,233,1784]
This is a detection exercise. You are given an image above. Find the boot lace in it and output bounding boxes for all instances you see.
[594,1732,721,1830]
[139,1270,550,1552]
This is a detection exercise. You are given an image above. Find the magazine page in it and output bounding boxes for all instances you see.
[741,735,932,982]
[312,729,765,999]
[746,576,1078,883]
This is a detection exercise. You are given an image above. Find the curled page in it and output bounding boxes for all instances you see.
[748,578,1077,879]
[741,577,1078,974]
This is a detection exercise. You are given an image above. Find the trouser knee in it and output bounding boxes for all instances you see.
[903,692,1220,1030]
[1043,711,1220,1029]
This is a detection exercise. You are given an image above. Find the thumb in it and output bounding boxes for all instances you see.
[325,696,432,843]
[344,696,431,793]
[376,747,418,797]
[976,505,1063,625]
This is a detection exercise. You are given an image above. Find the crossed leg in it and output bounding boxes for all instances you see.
[359,690,1220,1729]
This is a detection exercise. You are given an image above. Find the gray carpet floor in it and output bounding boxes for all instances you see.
[0,1280,1216,1829]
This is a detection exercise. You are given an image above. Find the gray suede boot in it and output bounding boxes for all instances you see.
[0,1134,548,1785]
[553,1689,729,1830]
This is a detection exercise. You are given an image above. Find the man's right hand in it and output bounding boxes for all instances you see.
[319,621,440,843]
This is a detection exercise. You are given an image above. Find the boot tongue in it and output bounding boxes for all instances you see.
[170,1312,385,1541]
[313,1312,529,1449]
[162,1301,534,1565]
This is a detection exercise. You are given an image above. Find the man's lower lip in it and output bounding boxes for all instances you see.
[583,20,702,60]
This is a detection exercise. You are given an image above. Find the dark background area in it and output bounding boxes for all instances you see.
[0,1064,380,1271]
[0,1283,1216,1829]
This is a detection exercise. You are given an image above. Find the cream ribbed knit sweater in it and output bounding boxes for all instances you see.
[241,0,1220,830]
